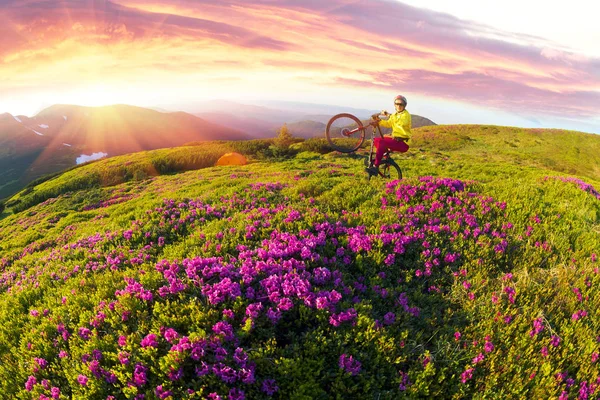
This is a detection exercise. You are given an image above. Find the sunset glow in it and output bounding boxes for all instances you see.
[1,0,599,132]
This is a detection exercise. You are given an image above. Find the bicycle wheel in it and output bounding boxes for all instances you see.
[326,113,365,153]
[378,159,402,180]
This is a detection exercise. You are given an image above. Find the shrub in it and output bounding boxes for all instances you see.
[229,139,273,157]
[274,123,295,149]
[294,138,334,154]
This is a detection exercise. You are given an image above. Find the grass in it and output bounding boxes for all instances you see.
[0,125,599,398]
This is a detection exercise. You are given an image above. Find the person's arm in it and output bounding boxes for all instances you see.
[378,113,393,129]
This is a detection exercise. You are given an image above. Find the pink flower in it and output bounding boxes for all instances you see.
[141,333,158,348]
[25,376,36,391]
[261,379,279,396]
[77,374,88,386]
[155,385,173,399]
[529,317,544,337]
[339,354,361,376]
[422,356,430,367]
[384,254,395,266]
[229,388,245,400]
[559,391,568,400]
[78,327,92,340]
[383,312,396,325]
[572,310,588,321]
[163,328,180,343]
[461,368,474,383]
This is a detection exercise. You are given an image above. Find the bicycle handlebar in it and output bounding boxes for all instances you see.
[369,112,388,126]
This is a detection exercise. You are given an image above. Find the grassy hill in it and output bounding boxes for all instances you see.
[0,125,599,398]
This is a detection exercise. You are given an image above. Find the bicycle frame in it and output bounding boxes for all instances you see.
[366,120,385,167]
[364,117,396,175]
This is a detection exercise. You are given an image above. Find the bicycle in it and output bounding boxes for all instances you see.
[325,113,403,180]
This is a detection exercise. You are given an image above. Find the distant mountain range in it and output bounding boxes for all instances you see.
[0,101,436,200]
[0,104,247,199]
[194,100,436,138]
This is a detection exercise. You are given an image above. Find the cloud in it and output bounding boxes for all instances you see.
[2,0,291,51]
[338,68,600,118]
[1,0,599,123]
[76,152,108,164]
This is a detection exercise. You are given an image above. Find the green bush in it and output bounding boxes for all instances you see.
[294,138,335,154]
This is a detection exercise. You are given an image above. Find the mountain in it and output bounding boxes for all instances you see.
[0,129,599,398]
[194,100,437,138]
[193,111,277,138]
[411,115,437,128]
[286,120,327,138]
[0,104,247,199]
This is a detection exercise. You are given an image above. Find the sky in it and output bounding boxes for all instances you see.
[1,0,600,133]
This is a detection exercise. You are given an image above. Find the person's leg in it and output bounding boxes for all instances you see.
[374,138,408,165]
[373,137,388,166]
[372,137,382,166]
[368,138,409,176]
[387,139,409,153]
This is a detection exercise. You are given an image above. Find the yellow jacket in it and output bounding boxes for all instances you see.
[379,110,412,140]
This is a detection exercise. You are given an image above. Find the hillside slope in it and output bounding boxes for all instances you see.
[412,124,600,182]
[0,130,599,398]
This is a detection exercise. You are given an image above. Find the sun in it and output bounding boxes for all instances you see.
[62,85,132,108]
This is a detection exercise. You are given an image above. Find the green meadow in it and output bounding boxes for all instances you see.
[0,124,599,399]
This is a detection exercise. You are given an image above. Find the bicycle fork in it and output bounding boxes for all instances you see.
[367,131,375,168]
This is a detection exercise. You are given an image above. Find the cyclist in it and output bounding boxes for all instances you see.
[365,95,411,176]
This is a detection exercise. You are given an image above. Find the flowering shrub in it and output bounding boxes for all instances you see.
[544,176,600,200]
[0,153,599,399]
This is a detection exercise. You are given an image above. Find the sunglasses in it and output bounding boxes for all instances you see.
[394,102,404,106]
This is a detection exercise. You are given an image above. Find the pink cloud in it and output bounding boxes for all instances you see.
[2,0,291,50]
[2,0,599,122]
[339,69,600,118]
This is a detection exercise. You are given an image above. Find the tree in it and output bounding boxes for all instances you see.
[274,123,294,149]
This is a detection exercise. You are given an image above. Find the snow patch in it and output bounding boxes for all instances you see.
[76,152,107,164]
[38,124,49,129]
[33,130,44,136]
[13,116,22,123]
[63,143,72,147]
